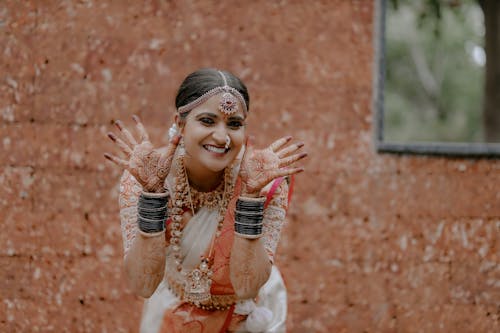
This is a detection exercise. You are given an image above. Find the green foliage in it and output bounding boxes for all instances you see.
[384,0,485,142]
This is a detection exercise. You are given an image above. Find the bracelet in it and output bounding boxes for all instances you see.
[234,231,262,240]
[234,197,265,237]
[236,196,265,211]
[137,191,168,233]
[138,216,165,233]
[234,209,263,216]
[234,212,263,225]
[139,193,168,209]
[138,206,168,220]
[235,222,263,234]
[234,221,263,227]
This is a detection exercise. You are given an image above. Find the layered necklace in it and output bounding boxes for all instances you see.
[169,156,235,305]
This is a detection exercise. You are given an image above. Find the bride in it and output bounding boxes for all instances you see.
[105,68,307,332]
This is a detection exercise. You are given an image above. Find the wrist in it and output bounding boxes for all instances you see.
[144,184,167,194]
[234,197,265,239]
[240,185,261,198]
[240,191,260,198]
[137,192,169,233]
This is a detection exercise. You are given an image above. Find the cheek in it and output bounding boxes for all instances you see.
[183,123,205,143]
[231,130,245,148]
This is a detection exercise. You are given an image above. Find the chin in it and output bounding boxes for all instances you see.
[200,158,234,173]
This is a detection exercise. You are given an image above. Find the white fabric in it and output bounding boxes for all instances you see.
[234,266,287,333]
[138,205,287,333]
[140,265,287,333]
[180,207,219,269]
[122,146,288,333]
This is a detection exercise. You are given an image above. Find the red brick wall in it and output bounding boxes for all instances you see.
[1,1,498,332]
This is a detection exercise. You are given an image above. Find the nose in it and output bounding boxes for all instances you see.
[212,123,227,145]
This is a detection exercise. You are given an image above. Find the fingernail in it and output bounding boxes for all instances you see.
[286,136,292,141]
[104,153,111,160]
[132,115,139,123]
[297,142,304,148]
[107,132,116,141]
[300,152,308,158]
[115,120,123,130]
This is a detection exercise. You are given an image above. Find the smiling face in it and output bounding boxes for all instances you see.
[179,93,246,183]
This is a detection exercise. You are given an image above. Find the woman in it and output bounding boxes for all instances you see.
[105,68,307,333]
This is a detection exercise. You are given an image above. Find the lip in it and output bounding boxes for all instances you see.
[203,144,230,155]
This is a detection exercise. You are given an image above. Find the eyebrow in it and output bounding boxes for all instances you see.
[195,112,245,121]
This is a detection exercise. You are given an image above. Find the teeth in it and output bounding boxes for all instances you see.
[205,145,226,154]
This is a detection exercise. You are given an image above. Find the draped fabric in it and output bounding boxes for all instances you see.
[119,148,290,333]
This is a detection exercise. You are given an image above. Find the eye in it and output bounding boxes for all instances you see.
[199,117,215,125]
[227,120,244,129]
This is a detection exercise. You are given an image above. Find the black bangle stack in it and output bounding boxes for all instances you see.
[234,197,265,239]
[137,191,168,234]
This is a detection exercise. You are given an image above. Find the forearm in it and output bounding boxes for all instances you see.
[229,235,271,299]
[123,230,166,298]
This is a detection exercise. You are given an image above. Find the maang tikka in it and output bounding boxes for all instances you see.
[217,72,239,115]
[176,70,248,116]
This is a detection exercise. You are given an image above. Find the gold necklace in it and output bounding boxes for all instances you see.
[170,157,234,306]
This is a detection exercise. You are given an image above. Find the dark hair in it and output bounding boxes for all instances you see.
[175,68,250,118]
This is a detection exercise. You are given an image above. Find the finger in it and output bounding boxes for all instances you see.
[115,120,138,146]
[158,135,181,170]
[241,135,254,162]
[277,142,304,158]
[245,135,253,147]
[269,167,304,180]
[133,115,150,142]
[107,132,133,156]
[279,152,308,168]
[269,136,292,152]
[104,153,129,169]
[169,134,181,145]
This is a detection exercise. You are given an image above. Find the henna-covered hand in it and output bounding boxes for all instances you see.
[239,136,307,197]
[104,115,180,193]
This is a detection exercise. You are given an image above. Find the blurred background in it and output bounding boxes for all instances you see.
[1,1,499,332]
[384,0,500,143]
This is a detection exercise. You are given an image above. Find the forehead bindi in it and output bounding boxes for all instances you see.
[191,94,245,120]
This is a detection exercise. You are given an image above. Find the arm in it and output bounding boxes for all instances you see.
[119,171,167,298]
[106,116,179,297]
[230,137,300,299]
[230,178,290,299]
[230,234,272,299]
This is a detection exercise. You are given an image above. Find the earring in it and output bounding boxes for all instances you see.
[168,123,179,140]
[178,136,186,156]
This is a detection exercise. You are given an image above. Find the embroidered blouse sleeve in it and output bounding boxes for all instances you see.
[262,180,289,263]
[118,170,142,257]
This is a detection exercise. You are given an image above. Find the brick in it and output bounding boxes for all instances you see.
[0,1,37,125]
[0,210,42,256]
[372,170,500,219]
[0,123,37,166]
[390,261,451,306]
[32,169,121,215]
[0,166,34,210]
[0,256,32,299]
[1,298,51,332]
[396,304,500,333]
[450,260,500,306]
[82,211,123,259]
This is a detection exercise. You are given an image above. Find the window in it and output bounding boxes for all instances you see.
[373,0,500,156]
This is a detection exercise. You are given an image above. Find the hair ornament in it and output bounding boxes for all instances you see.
[177,71,248,116]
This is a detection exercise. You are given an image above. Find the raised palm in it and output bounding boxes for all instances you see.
[104,116,179,193]
[240,136,307,196]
